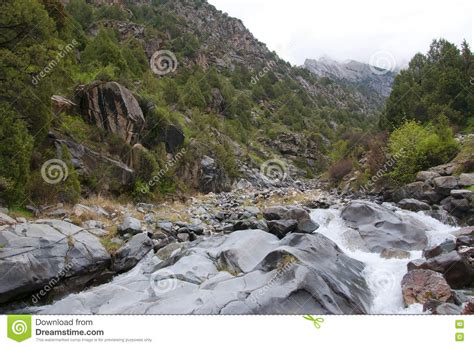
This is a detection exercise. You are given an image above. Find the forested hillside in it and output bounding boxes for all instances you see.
[0,0,381,207]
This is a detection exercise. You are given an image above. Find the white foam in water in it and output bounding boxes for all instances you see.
[310,205,457,314]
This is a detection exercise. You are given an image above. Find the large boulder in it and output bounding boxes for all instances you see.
[452,227,474,247]
[263,206,289,220]
[267,219,297,238]
[264,206,319,234]
[430,163,459,176]
[459,173,474,187]
[423,300,462,314]
[433,176,459,196]
[416,171,440,182]
[161,124,185,154]
[296,218,319,233]
[397,198,431,212]
[450,189,474,199]
[341,201,429,252]
[198,156,231,194]
[422,239,456,259]
[35,230,372,314]
[0,220,110,305]
[392,181,441,204]
[407,249,474,289]
[113,233,153,273]
[117,216,142,236]
[401,269,453,305]
[462,298,474,314]
[0,212,16,226]
[77,81,145,145]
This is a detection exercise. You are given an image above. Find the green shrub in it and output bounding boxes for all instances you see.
[133,146,159,183]
[28,146,81,205]
[81,28,127,71]
[65,0,95,29]
[388,119,459,183]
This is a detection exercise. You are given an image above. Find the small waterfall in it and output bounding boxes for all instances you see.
[310,204,457,314]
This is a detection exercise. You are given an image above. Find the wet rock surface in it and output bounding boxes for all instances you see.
[401,269,453,305]
[389,164,474,225]
[341,200,429,252]
[34,230,372,314]
[1,186,472,314]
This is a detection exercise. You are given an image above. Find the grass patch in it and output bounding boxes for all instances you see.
[100,225,121,254]
[277,254,298,271]
[7,207,34,219]
[100,238,122,254]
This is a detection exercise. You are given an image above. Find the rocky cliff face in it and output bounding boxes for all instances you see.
[77,81,145,145]
[304,56,397,109]
[164,0,270,71]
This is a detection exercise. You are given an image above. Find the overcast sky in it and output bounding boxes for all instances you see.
[208,0,473,68]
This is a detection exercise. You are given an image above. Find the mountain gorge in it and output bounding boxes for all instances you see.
[0,0,384,207]
[0,0,473,316]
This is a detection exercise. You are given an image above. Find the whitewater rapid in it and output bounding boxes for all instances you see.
[310,204,457,314]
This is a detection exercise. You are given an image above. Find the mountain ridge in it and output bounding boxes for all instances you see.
[304,56,397,110]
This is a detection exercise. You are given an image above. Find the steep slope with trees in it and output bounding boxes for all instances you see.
[0,0,380,207]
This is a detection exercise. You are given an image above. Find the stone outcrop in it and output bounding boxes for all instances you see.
[405,226,474,296]
[263,206,319,237]
[341,200,429,252]
[391,162,474,225]
[88,20,145,40]
[161,124,185,153]
[0,220,110,305]
[113,233,153,273]
[77,81,145,145]
[52,135,134,188]
[198,156,231,194]
[34,230,372,314]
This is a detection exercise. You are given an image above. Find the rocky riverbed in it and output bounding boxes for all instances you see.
[0,186,473,314]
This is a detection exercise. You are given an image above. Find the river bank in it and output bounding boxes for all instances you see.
[0,185,473,314]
